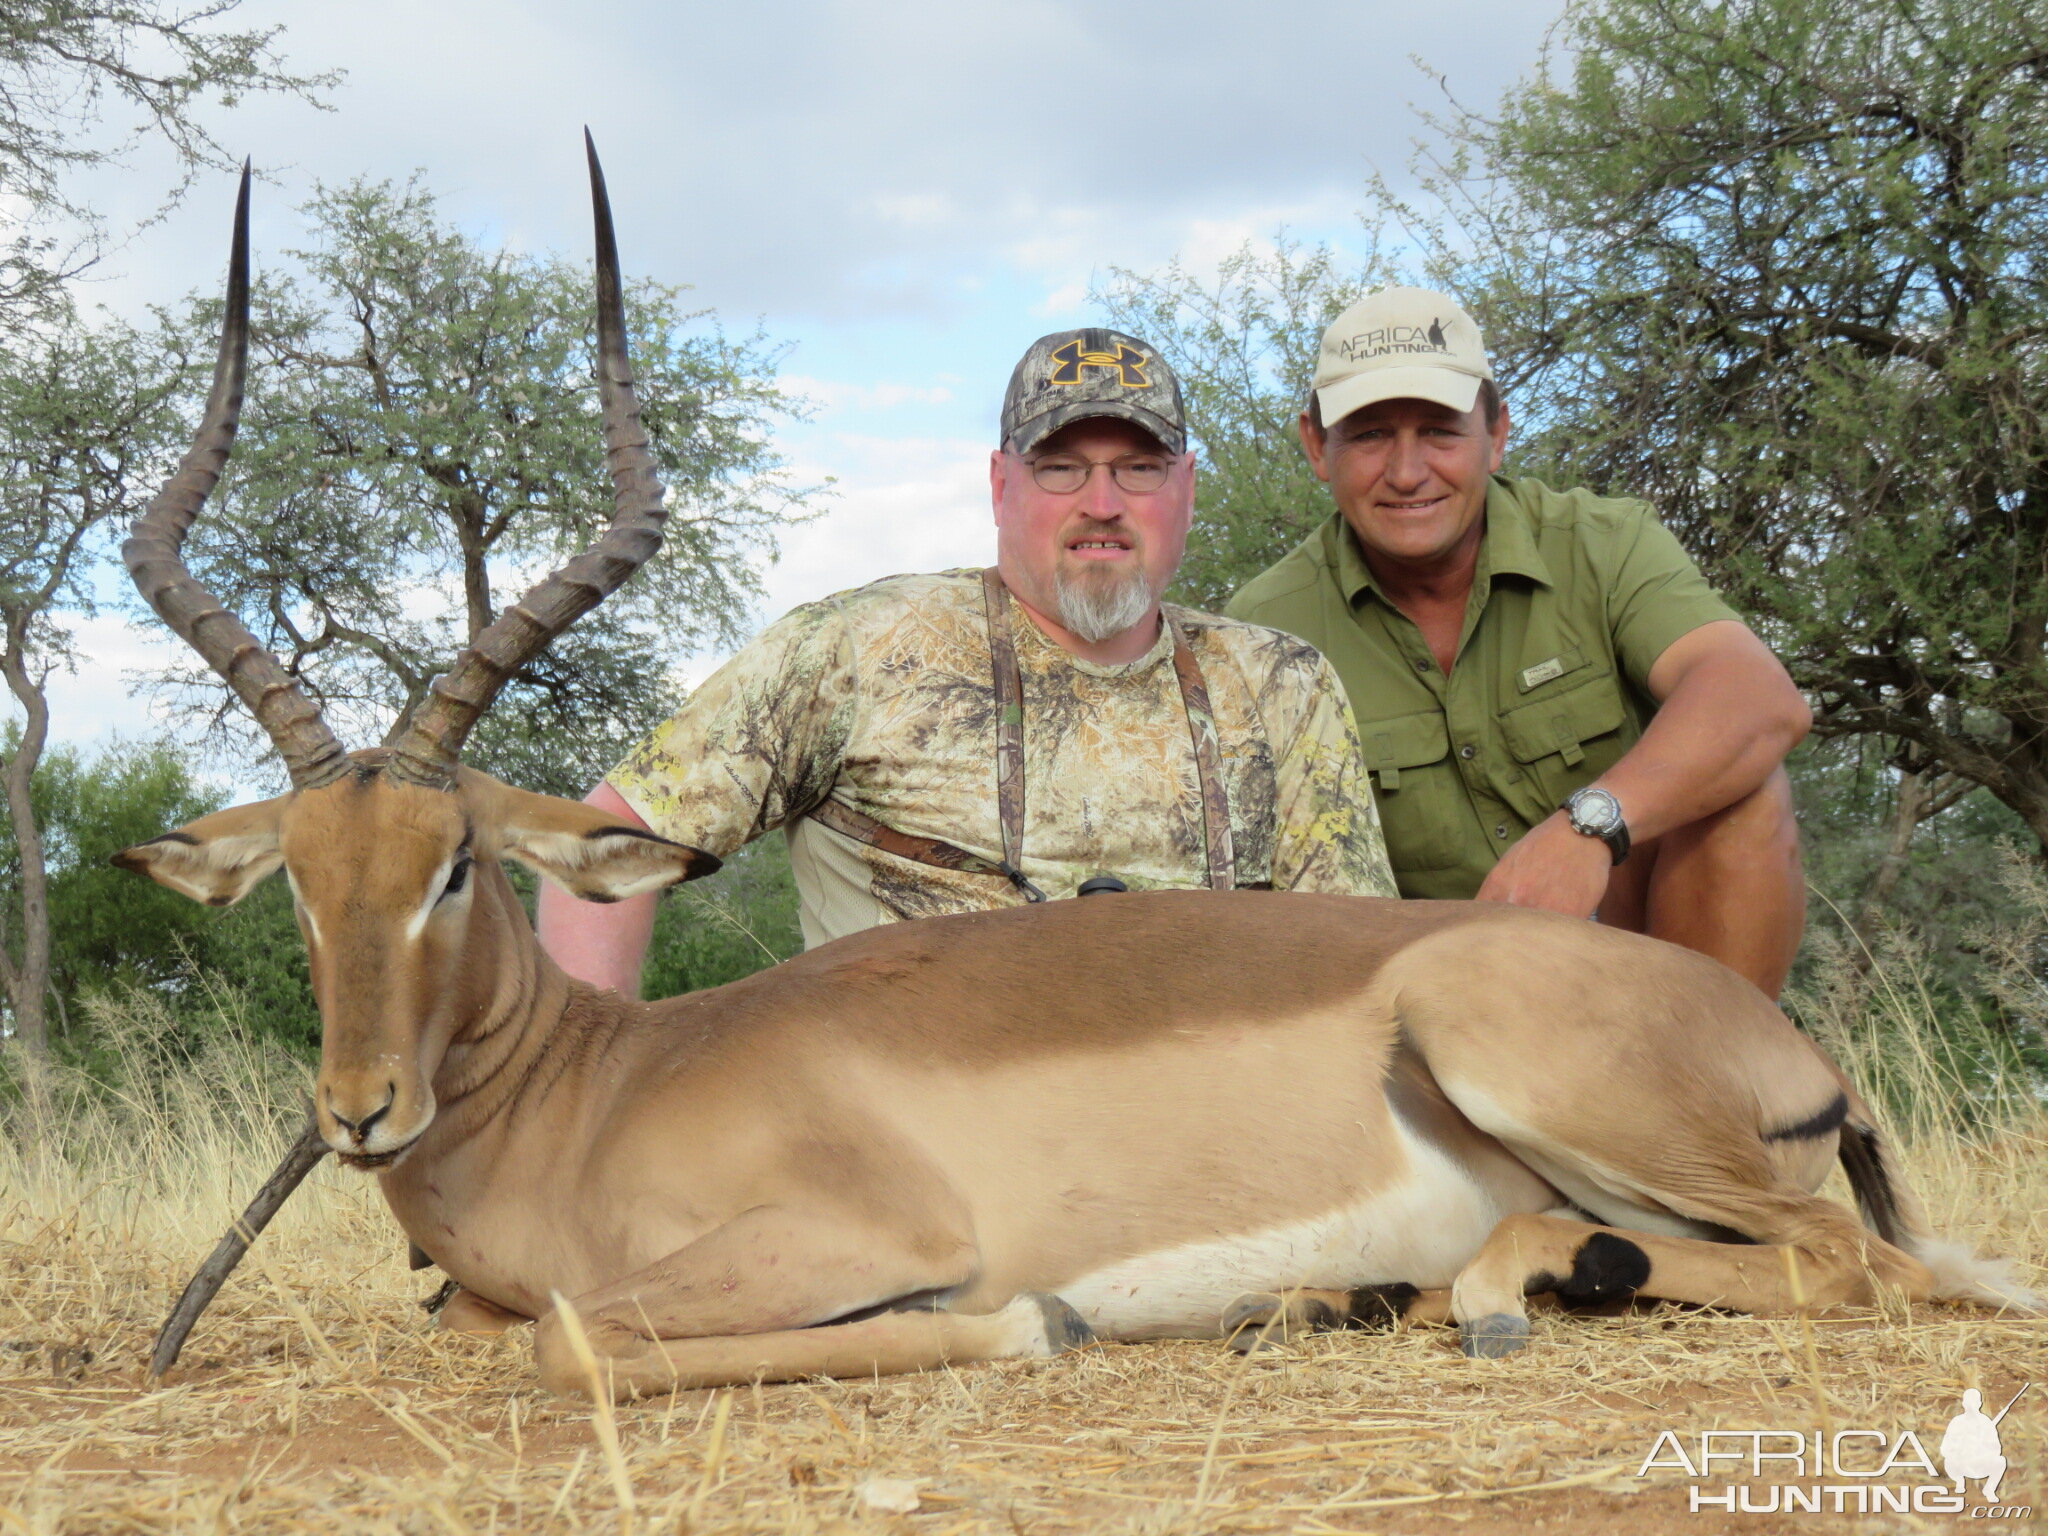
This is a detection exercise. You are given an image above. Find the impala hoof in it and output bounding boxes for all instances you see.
[1221,1294,1280,1340]
[1033,1293,1097,1354]
[1460,1314,1530,1358]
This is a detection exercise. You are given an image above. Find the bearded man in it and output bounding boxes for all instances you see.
[541,329,1395,992]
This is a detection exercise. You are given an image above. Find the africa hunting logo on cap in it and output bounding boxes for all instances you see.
[1002,327,1187,455]
[1312,287,1493,426]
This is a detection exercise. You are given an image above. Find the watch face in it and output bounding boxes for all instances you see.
[1573,789,1621,833]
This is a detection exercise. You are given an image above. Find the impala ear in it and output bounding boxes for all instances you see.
[481,781,720,902]
[112,798,287,906]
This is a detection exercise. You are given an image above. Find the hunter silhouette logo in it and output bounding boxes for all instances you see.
[1049,339,1150,387]
[1943,1386,2026,1504]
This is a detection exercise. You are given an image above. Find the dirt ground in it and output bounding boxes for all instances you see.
[2,1236,2041,1535]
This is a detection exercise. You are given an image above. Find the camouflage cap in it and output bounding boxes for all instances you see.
[1000,328,1187,455]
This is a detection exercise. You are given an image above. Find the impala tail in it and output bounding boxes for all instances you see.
[1837,1108,2041,1314]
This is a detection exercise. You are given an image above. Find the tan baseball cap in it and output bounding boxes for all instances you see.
[1311,287,1493,425]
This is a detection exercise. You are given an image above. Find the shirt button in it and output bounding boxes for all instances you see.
[1495,823,1509,839]
[1412,658,1429,673]
[1459,744,1476,759]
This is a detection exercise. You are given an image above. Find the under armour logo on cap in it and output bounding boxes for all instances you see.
[1048,339,1150,388]
[1001,327,1186,455]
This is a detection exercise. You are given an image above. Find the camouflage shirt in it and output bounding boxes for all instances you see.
[610,570,1395,948]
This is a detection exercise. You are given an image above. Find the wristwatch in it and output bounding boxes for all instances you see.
[1563,786,1631,865]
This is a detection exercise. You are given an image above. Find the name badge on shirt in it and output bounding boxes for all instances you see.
[1520,657,1566,690]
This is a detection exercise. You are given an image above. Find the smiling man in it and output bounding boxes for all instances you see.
[1227,289,1811,997]
[541,328,1395,992]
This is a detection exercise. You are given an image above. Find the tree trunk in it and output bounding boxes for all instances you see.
[1854,768,1932,940]
[0,622,52,1060]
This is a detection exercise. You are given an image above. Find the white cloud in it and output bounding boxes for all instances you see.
[781,375,957,414]
[20,0,1567,765]
[28,615,187,749]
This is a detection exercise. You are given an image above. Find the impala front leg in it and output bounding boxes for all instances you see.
[533,1204,1043,1398]
[1223,1283,1456,1351]
[439,1289,531,1335]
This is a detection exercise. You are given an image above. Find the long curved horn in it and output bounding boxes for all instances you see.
[388,131,668,788]
[123,166,351,792]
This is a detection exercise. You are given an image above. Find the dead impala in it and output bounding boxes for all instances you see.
[118,142,2036,1402]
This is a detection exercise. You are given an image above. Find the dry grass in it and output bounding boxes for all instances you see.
[3,952,2045,1534]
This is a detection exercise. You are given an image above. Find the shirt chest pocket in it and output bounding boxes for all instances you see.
[1496,673,1630,808]
[1357,709,1463,873]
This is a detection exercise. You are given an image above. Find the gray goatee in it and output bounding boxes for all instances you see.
[1052,561,1156,644]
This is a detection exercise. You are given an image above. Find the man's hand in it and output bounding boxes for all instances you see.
[1474,811,1612,918]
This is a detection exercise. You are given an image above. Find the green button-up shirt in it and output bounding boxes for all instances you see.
[1225,476,1740,899]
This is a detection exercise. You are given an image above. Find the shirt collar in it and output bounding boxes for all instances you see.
[1324,475,1553,605]
[1009,597,1177,679]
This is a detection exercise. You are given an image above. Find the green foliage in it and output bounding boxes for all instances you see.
[0,735,318,1056]
[151,174,814,786]
[1423,0,2048,848]
[642,836,803,998]
[13,735,222,1000]
[0,306,194,1051]
[0,307,185,620]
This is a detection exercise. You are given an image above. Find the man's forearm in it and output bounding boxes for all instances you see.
[535,780,660,996]
[537,881,658,996]
[1600,644,1809,843]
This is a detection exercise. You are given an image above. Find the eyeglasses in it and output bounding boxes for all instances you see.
[1026,453,1173,495]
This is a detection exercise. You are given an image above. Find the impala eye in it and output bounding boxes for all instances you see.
[441,856,472,900]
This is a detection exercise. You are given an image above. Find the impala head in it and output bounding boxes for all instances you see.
[113,138,716,1166]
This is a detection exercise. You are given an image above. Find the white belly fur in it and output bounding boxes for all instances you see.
[1058,1117,1514,1341]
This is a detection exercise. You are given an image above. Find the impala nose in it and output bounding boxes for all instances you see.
[329,1084,396,1144]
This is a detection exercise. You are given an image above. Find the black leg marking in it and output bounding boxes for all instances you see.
[1549,1231,1652,1308]
[1346,1282,1421,1331]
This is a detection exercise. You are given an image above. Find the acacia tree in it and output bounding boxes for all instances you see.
[1432,0,2048,852]
[0,0,332,330]
[1108,0,2048,862]
[0,311,185,1055]
[156,176,815,797]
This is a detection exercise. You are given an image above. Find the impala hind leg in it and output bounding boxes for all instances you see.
[1448,1206,1934,1357]
[540,1292,1095,1400]
[1222,1284,1455,1352]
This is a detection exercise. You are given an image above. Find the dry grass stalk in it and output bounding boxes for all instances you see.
[550,1292,637,1532]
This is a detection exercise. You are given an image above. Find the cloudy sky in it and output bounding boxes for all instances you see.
[40,0,1563,760]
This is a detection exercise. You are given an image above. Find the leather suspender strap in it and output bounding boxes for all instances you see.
[1163,608,1235,892]
[807,795,1046,900]
[807,568,1236,899]
[981,566,1029,877]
